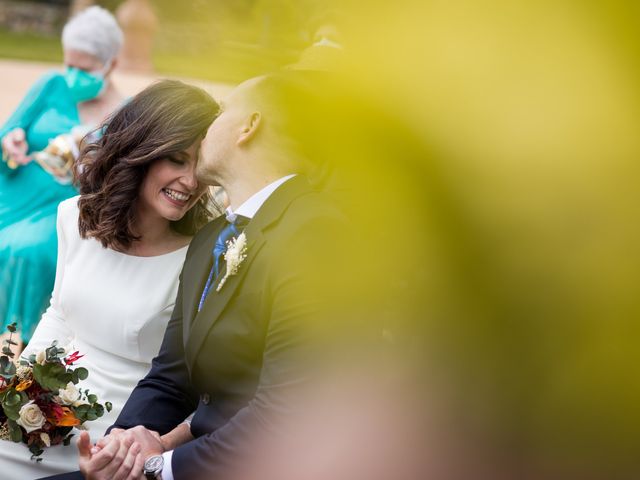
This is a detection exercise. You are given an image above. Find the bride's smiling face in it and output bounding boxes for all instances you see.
[138,142,206,222]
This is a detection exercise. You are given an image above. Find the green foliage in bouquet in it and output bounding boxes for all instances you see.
[0,323,112,461]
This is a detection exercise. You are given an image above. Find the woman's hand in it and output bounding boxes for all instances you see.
[160,421,194,451]
[2,128,31,166]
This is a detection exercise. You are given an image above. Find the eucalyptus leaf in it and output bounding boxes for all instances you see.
[0,356,16,377]
[74,404,90,420]
[8,420,23,442]
[45,345,59,361]
[32,362,68,391]
[29,444,44,457]
[63,433,75,446]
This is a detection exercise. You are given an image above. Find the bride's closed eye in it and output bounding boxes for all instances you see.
[168,155,188,166]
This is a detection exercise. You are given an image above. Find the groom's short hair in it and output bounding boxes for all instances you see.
[242,71,334,184]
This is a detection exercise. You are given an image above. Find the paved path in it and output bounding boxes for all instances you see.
[0,59,233,122]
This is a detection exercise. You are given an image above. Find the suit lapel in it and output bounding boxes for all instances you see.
[184,176,313,371]
[182,217,226,342]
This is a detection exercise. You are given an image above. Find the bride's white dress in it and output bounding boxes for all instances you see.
[0,197,188,479]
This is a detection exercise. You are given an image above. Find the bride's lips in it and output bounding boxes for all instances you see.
[162,187,191,208]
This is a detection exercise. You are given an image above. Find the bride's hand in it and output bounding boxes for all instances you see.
[160,421,194,451]
[92,427,125,454]
[78,431,143,480]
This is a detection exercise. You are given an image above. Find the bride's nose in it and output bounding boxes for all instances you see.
[180,165,199,191]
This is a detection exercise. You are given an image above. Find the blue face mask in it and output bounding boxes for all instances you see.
[63,66,105,102]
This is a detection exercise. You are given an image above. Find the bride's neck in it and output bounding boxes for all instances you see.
[128,206,175,253]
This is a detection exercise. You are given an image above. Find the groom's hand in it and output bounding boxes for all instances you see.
[78,431,145,480]
[92,428,126,454]
[120,425,165,458]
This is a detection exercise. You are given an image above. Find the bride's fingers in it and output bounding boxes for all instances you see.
[77,431,92,460]
[126,448,146,480]
[89,436,127,473]
[108,436,134,477]
[94,436,134,480]
[94,427,126,454]
[80,437,120,478]
[113,441,140,480]
[95,433,115,450]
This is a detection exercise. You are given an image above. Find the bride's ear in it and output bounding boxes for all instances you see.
[236,111,261,146]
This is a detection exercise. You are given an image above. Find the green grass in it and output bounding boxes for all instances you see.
[153,43,299,83]
[0,28,62,64]
[0,28,299,83]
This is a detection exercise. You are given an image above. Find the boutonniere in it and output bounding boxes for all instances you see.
[216,232,248,292]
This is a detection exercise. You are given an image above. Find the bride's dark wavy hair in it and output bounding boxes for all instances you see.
[76,79,219,251]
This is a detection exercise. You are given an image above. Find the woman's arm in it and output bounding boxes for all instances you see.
[0,72,61,175]
[22,201,73,356]
[161,416,195,451]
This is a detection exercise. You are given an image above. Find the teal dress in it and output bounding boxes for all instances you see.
[0,71,82,343]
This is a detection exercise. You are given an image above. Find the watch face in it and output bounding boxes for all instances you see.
[144,455,164,472]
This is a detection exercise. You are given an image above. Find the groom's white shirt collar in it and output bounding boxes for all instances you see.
[225,174,296,223]
[161,174,295,480]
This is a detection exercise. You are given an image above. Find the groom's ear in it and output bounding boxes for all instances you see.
[236,111,262,146]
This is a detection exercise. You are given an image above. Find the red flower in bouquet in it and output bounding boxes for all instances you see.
[63,351,85,366]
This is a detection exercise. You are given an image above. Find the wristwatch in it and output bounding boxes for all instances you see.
[143,454,164,479]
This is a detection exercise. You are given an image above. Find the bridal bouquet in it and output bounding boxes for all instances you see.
[0,323,111,460]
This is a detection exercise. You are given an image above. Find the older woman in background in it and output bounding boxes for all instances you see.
[0,6,124,348]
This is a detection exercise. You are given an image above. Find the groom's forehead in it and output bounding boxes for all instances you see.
[225,76,266,107]
[219,89,246,112]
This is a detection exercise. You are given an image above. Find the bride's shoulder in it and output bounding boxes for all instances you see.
[57,195,81,240]
[57,195,81,222]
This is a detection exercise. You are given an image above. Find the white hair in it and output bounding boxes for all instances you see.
[62,6,123,65]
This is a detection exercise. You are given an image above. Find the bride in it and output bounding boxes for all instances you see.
[0,80,219,478]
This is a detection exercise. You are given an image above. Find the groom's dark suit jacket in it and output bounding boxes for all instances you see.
[110,176,343,479]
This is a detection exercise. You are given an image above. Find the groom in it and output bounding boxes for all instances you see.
[45,72,344,480]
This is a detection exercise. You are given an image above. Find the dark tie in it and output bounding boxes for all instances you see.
[198,215,249,312]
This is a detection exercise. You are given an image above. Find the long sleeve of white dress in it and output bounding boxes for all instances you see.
[23,200,74,357]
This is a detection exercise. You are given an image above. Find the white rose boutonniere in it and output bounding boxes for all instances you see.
[216,232,248,292]
[16,401,46,433]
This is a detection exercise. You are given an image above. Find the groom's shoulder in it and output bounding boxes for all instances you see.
[274,188,348,245]
[287,188,346,225]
